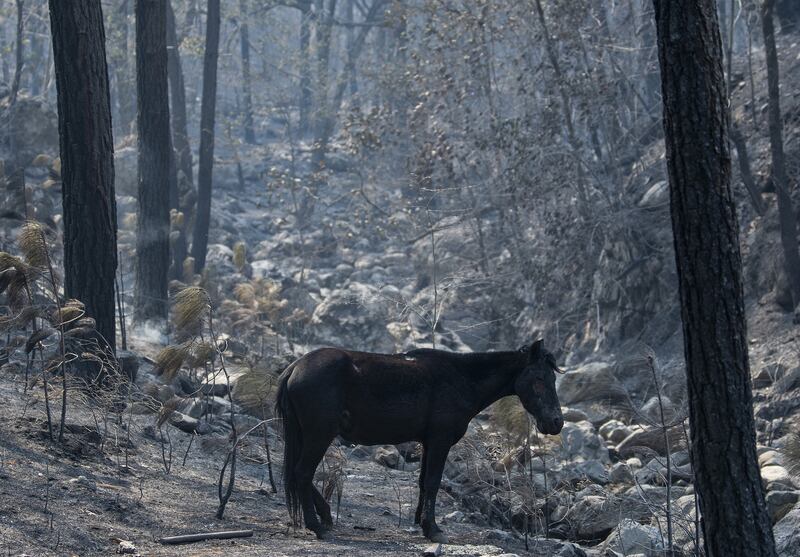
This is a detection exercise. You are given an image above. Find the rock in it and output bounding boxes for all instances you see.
[557,362,626,407]
[116,540,137,554]
[775,507,800,557]
[616,425,685,457]
[309,282,395,352]
[373,445,403,469]
[639,396,675,424]
[609,462,634,484]
[576,460,610,485]
[766,490,799,523]
[761,465,796,491]
[521,538,587,556]
[759,450,783,468]
[774,366,800,394]
[599,420,633,444]
[67,475,97,491]
[560,420,610,463]
[753,362,786,388]
[168,411,211,435]
[569,495,622,540]
[179,396,232,419]
[423,543,442,557]
[444,511,464,523]
[562,407,590,423]
[602,518,664,556]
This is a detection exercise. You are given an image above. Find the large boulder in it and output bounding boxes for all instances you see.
[560,420,610,463]
[602,518,664,556]
[616,425,685,457]
[557,362,626,407]
[309,282,396,352]
[775,506,800,557]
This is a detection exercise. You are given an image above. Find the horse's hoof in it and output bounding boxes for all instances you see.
[314,529,333,541]
[427,531,449,544]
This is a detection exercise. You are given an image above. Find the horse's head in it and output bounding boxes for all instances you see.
[514,340,564,435]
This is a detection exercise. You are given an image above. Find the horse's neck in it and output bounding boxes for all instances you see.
[460,351,525,414]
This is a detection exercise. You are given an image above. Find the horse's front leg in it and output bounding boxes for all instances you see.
[414,445,427,525]
[420,442,450,544]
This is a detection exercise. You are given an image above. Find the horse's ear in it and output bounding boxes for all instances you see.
[530,339,544,358]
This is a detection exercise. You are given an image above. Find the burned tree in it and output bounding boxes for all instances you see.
[652,0,776,555]
[48,0,118,349]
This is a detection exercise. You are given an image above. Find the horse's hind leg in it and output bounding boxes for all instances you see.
[312,485,333,527]
[295,434,336,539]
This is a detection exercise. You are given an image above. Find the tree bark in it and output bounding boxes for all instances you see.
[190,0,221,273]
[10,0,24,106]
[134,0,171,321]
[48,0,118,350]
[239,0,256,144]
[108,0,135,136]
[729,124,766,216]
[652,1,776,556]
[298,1,312,135]
[762,0,800,309]
[166,1,194,196]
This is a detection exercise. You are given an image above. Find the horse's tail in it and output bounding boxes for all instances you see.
[275,360,302,526]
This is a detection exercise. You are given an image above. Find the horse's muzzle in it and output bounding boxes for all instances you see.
[538,416,564,435]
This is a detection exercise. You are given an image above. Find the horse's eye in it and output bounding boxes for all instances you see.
[533,380,546,394]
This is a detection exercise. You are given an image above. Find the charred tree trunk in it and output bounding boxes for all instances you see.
[134,0,171,321]
[166,1,194,200]
[239,0,256,144]
[48,0,118,349]
[10,0,24,106]
[298,1,312,135]
[652,1,776,556]
[762,0,800,309]
[108,0,135,136]
[190,0,221,273]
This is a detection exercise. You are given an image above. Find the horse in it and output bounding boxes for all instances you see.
[274,339,564,543]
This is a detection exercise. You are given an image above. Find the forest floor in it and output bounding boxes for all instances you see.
[0,368,551,557]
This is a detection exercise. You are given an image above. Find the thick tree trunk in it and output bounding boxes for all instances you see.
[762,0,800,309]
[239,0,256,144]
[190,0,221,273]
[652,1,776,556]
[134,0,171,321]
[48,0,118,349]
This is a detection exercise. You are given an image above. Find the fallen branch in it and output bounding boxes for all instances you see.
[159,530,254,545]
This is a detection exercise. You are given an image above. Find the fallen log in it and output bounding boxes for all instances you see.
[159,529,254,545]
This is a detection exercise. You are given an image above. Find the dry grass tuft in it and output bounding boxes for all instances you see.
[18,221,49,269]
[173,286,210,335]
[154,344,190,381]
[233,241,247,271]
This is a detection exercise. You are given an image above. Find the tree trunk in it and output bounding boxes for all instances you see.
[10,0,24,106]
[108,0,135,136]
[298,1,312,135]
[729,124,765,216]
[239,0,256,144]
[762,0,800,309]
[652,1,776,556]
[190,0,221,273]
[166,1,193,197]
[134,0,171,321]
[310,0,337,176]
[48,0,118,350]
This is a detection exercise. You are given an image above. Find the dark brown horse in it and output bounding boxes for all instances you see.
[275,339,564,543]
